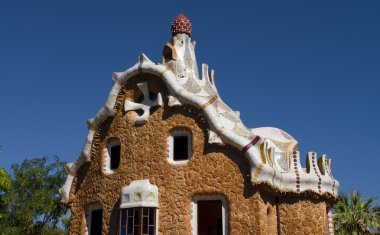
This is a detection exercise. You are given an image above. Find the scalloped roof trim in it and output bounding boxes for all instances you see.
[59,54,339,203]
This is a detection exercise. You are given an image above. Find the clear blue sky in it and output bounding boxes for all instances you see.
[1,1,379,199]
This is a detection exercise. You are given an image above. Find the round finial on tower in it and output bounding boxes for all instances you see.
[171,14,192,36]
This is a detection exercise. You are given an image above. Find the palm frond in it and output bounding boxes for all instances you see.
[334,191,380,234]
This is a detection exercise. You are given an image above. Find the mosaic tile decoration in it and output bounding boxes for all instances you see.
[59,16,339,204]
[293,151,301,192]
[171,14,192,36]
[310,152,322,194]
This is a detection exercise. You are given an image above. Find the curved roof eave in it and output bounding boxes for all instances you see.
[59,54,339,204]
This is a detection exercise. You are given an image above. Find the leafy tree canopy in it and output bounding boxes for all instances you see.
[0,156,68,235]
[0,168,11,220]
[334,191,380,235]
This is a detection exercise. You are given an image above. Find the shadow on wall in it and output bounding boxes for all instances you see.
[108,199,121,235]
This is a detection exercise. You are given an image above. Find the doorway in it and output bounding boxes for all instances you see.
[198,200,222,235]
[192,196,227,235]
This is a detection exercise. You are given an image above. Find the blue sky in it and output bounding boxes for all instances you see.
[0,1,379,199]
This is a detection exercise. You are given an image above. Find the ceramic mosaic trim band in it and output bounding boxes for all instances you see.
[200,94,218,109]
[310,152,322,193]
[59,16,339,205]
[242,136,261,153]
[332,177,336,195]
[327,208,334,235]
[324,158,331,176]
[324,157,336,195]
[292,151,301,192]
[59,51,339,203]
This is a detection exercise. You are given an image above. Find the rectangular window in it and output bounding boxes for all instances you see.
[119,207,156,235]
[174,136,188,160]
[110,145,121,170]
[168,129,192,164]
[90,209,103,235]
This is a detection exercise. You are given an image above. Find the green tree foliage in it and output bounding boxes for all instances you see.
[0,156,68,235]
[334,191,380,234]
[0,168,11,221]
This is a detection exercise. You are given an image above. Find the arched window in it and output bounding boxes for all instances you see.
[102,139,121,173]
[167,128,192,164]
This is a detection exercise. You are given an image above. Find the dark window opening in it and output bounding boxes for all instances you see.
[119,207,156,235]
[149,92,159,115]
[198,200,223,235]
[164,51,173,63]
[90,209,103,235]
[136,95,144,103]
[135,93,157,102]
[135,109,144,116]
[110,145,120,170]
[162,46,173,63]
[149,92,157,100]
[173,136,188,160]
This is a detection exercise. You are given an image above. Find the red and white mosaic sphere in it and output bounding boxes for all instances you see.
[171,14,192,36]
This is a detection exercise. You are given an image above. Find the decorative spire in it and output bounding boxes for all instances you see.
[171,14,192,36]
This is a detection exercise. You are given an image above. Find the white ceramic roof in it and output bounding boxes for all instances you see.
[59,33,339,203]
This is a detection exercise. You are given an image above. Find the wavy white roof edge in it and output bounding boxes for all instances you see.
[59,53,339,204]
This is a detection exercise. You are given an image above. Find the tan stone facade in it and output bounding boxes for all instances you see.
[60,14,338,235]
[279,197,329,235]
[66,75,333,235]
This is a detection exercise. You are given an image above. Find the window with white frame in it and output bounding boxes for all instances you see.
[102,139,121,173]
[191,196,228,235]
[119,207,156,235]
[84,204,103,235]
[119,180,159,235]
[167,128,192,164]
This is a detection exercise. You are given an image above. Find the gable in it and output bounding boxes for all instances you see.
[60,30,339,203]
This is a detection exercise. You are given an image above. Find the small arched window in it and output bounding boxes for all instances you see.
[167,128,192,164]
[102,139,121,173]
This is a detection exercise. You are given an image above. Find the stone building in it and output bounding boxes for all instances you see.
[60,14,339,235]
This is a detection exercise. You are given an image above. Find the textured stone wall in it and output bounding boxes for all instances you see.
[67,74,331,235]
[279,196,329,235]
[266,203,277,234]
